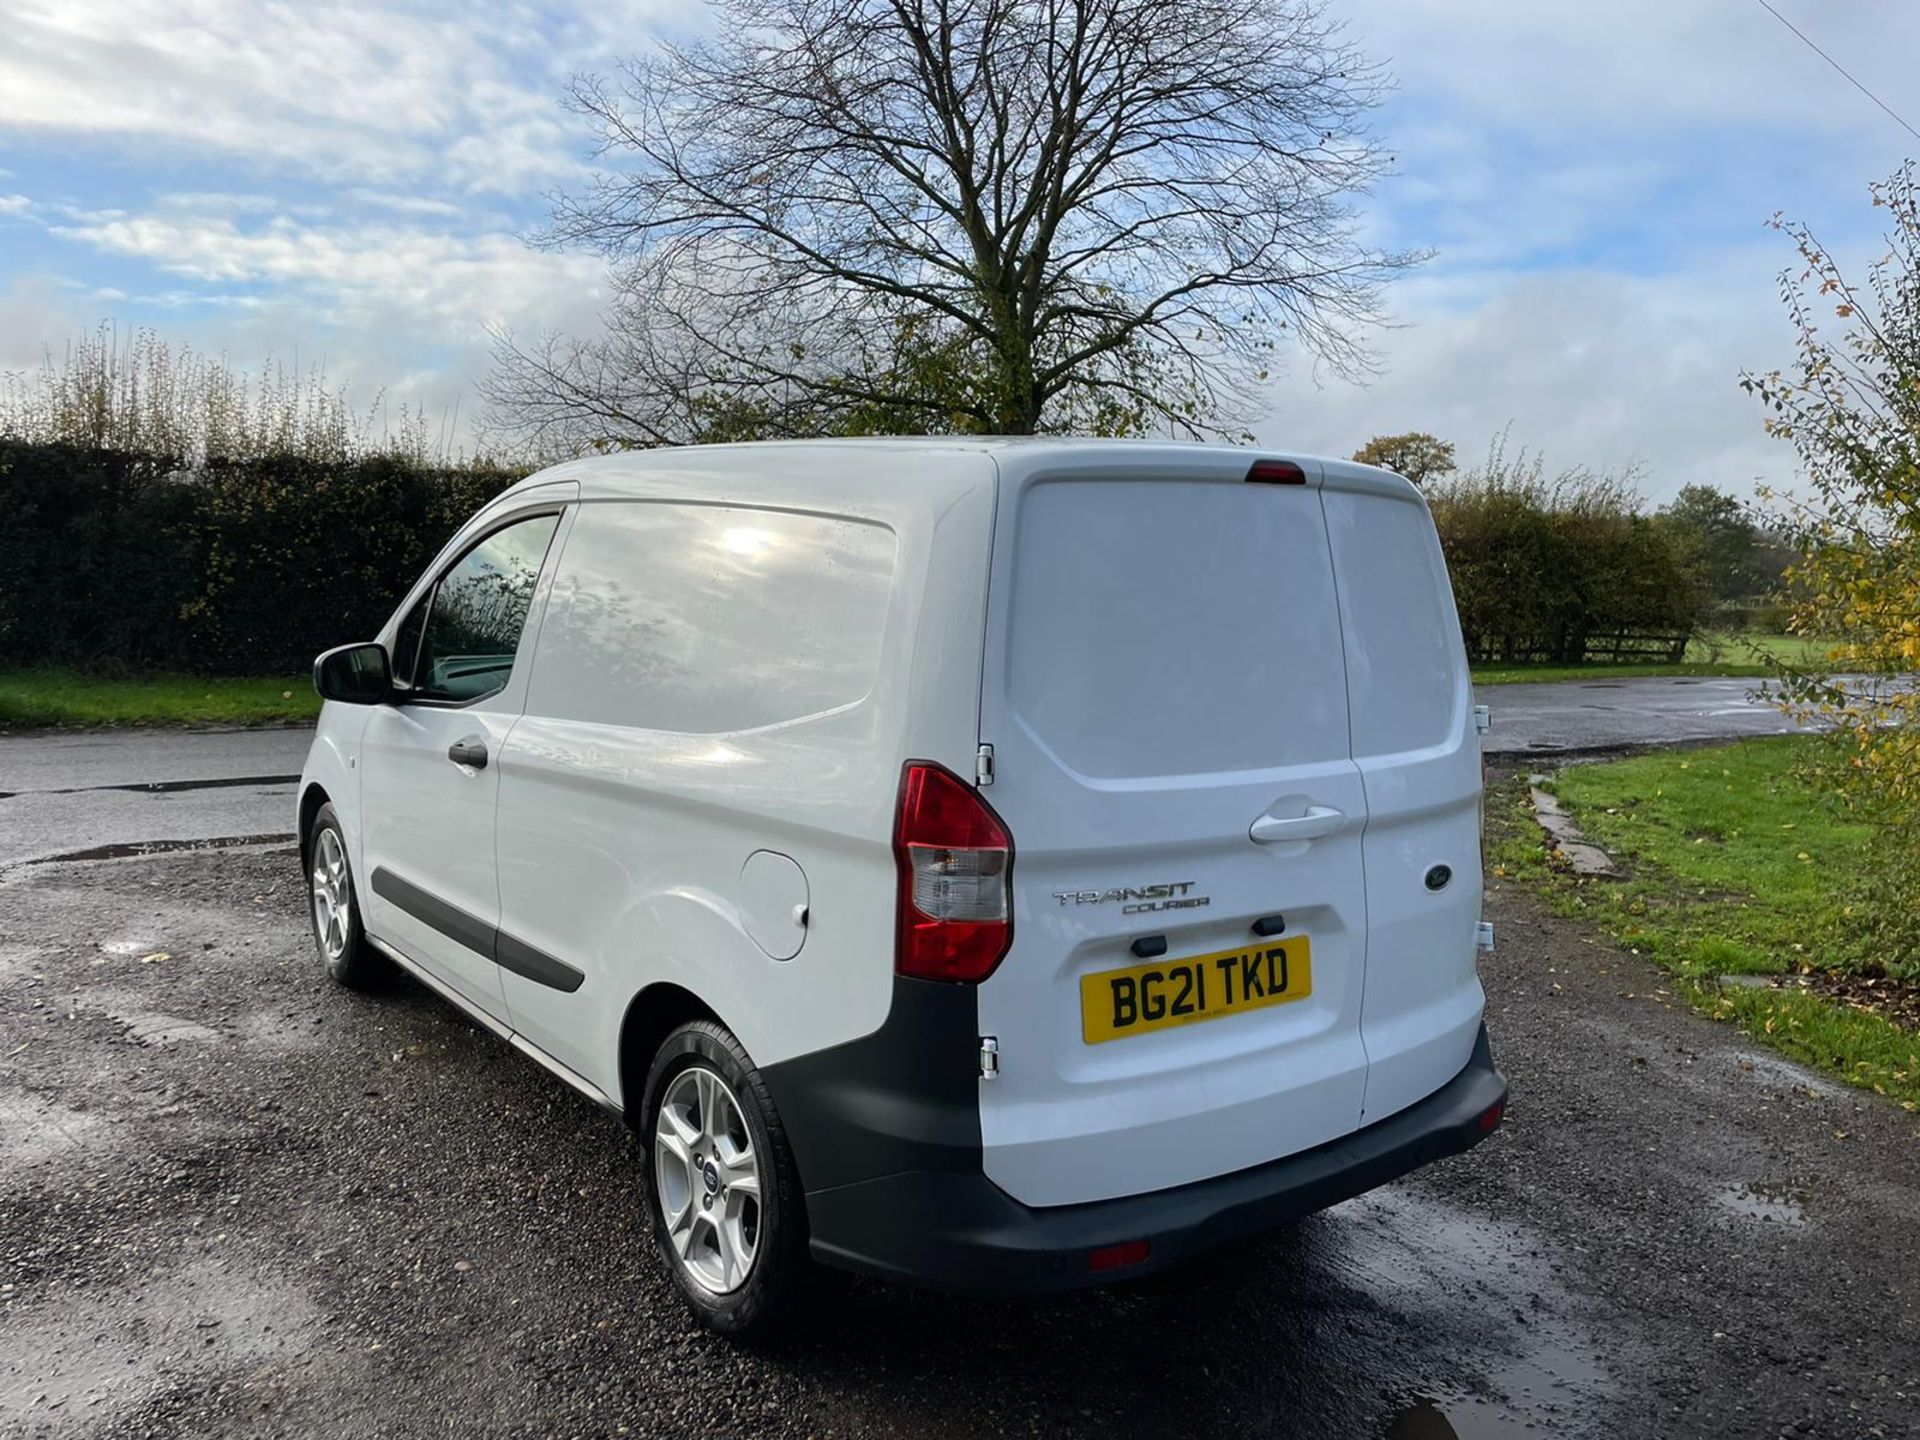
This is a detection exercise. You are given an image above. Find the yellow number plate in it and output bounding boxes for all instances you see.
[1080,938,1312,1045]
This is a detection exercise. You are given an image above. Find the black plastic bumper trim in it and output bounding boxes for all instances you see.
[369,866,584,993]
[759,975,982,1196]
[800,1024,1508,1295]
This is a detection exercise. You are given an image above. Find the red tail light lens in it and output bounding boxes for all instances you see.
[894,761,1014,983]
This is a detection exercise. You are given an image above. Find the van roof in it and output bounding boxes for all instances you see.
[500,437,1421,506]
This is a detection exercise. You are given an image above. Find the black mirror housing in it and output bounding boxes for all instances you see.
[313,642,393,705]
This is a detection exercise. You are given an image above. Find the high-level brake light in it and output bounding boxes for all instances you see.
[1245,459,1307,485]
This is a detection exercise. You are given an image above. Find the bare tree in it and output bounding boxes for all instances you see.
[487,0,1415,445]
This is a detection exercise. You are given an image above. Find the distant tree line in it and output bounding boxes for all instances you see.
[1349,430,1790,664]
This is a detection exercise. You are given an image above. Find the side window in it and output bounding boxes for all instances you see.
[528,502,896,733]
[412,512,561,705]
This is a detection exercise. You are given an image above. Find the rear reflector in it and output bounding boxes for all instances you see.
[1245,459,1307,485]
[1088,1239,1152,1273]
[1477,1098,1506,1133]
[894,762,1014,983]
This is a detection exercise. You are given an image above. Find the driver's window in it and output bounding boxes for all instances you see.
[412,512,561,705]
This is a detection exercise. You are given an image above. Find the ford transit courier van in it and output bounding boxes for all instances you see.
[298,439,1507,1336]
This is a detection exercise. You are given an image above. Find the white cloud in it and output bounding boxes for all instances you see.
[0,0,673,193]
[48,207,604,339]
[1258,264,1800,505]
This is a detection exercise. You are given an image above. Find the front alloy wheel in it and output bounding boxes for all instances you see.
[305,802,381,988]
[311,826,353,964]
[653,1066,763,1294]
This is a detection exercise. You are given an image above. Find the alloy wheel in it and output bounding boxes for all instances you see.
[311,827,352,963]
[653,1065,763,1294]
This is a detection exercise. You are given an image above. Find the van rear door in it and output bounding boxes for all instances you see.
[973,448,1369,1208]
[1319,462,1486,1126]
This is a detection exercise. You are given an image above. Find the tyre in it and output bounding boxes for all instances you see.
[640,1020,812,1339]
[306,803,383,988]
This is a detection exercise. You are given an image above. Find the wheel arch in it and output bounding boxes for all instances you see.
[617,981,725,1121]
[297,781,331,870]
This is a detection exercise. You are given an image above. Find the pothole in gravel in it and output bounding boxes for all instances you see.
[100,1001,224,1048]
[234,1007,328,1051]
[1712,1181,1809,1227]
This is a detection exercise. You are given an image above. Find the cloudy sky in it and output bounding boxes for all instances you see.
[1,0,1915,500]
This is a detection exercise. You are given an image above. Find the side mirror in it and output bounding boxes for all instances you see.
[313,642,393,705]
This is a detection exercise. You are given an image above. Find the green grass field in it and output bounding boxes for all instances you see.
[1493,735,1919,1110]
[1471,631,1830,685]
[0,668,318,729]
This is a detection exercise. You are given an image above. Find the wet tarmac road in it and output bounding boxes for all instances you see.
[1476,676,1814,758]
[0,729,309,869]
[1,795,1915,1435]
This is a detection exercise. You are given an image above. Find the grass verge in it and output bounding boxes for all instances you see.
[1490,735,1920,1111]
[1471,631,1829,685]
[0,668,318,729]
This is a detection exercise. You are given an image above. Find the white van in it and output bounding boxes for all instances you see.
[299,439,1507,1336]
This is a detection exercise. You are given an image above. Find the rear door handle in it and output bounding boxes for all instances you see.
[447,738,488,770]
[1250,804,1345,844]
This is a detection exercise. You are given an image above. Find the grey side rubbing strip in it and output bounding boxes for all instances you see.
[369,867,584,993]
[371,867,496,958]
[494,929,585,994]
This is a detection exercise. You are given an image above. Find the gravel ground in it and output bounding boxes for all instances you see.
[0,843,1914,1439]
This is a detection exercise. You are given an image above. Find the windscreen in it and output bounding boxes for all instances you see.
[1004,478,1353,779]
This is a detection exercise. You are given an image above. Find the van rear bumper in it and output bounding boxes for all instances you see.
[801,1025,1507,1294]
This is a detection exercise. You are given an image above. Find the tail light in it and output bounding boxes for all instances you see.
[894,761,1013,982]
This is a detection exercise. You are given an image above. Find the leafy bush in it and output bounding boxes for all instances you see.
[1429,438,1708,664]
[1744,164,1920,977]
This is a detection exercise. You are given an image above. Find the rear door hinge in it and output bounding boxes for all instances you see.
[975,742,995,787]
[1474,704,1492,736]
[978,1035,1000,1079]
[1477,921,1496,952]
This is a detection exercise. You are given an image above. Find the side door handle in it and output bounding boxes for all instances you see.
[447,738,489,770]
[1250,804,1345,845]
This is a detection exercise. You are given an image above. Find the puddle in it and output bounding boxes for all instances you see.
[24,772,300,798]
[1712,1181,1808,1227]
[0,1256,315,1428]
[97,936,163,957]
[0,1091,103,1168]
[1328,1190,1619,1434]
[97,773,301,795]
[1387,1335,1614,1438]
[1726,1049,1827,1097]
[30,832,293,864]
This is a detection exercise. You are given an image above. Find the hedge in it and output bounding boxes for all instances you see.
[1430,475,1708,665]
[0,441,524,675]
